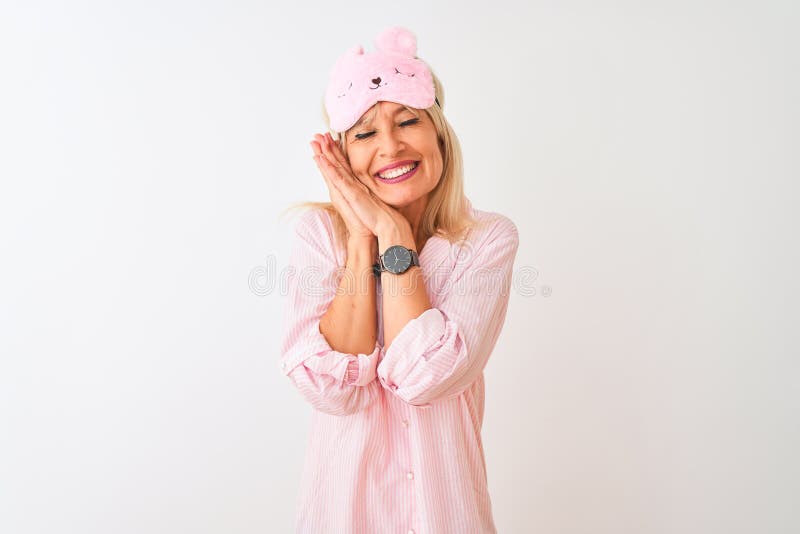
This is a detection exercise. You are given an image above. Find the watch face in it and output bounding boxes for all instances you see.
[383,245,412,274]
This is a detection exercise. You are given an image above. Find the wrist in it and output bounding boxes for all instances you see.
[376,217,410,240]
[377,228,416,255]
[347,235,378,260]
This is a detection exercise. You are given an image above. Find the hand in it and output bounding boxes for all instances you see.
[310,133,373,240]
[310,132,409,240]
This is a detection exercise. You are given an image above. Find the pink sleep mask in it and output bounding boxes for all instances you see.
[323,26,438,133]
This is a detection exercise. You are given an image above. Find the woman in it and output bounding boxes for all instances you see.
[279,26,519,534]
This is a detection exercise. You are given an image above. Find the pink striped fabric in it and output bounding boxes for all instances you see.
[278,198,519,533]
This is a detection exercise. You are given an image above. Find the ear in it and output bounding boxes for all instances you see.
[374,26,417,58]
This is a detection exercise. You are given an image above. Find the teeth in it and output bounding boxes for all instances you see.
[378,162,417,179]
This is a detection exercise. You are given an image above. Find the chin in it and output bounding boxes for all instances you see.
[386,193,425,208]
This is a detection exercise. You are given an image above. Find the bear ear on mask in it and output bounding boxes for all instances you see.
[323,26,440,133]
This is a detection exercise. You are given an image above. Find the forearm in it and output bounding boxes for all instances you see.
[319,237,379,355]
[378,226,432,349]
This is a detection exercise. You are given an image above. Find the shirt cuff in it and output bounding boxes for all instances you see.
[282,321,380,388]
[344,341,381,386]
[379,307,447,379]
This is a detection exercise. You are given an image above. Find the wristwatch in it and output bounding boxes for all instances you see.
[373,245,420,276]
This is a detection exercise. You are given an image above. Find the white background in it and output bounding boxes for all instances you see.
[1,1,798,533]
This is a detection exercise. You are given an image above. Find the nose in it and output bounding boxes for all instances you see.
[377,127,405,158]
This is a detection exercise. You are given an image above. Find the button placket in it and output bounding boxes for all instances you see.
[398,410,415,533]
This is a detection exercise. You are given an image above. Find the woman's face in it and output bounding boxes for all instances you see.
[343,101,443,209]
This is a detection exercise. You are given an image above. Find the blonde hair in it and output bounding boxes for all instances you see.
[281,64,481,254]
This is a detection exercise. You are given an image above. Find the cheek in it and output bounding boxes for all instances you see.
[427,143,443,169]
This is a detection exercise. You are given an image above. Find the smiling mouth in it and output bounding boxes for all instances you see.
[375,161,420,183]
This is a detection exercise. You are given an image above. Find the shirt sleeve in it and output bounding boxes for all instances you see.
[278,209,381,416]
[376,216,520,407]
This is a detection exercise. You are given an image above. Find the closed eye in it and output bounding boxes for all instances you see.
[354,118,420,140]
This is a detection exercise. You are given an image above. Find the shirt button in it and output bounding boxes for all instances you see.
[402,419,409,427]
[390,384,398,390]
[408,530,415,534]
[406,471,414,480]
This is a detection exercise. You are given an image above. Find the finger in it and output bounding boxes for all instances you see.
[317,157,367,231]
[316,157,350,208]
[320,167,343,201]
[319,135,353,178]
[313,139,347,182]
[316,158,365,220]
[317,136,373,200]
[311,134,335,157]
[324,133,355,175]
[319,156,374,207]
[314,152,345,186]
[319,144,374,200]
[311,137,328,158]
[315,155,366,210]
[315,143,373,209]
